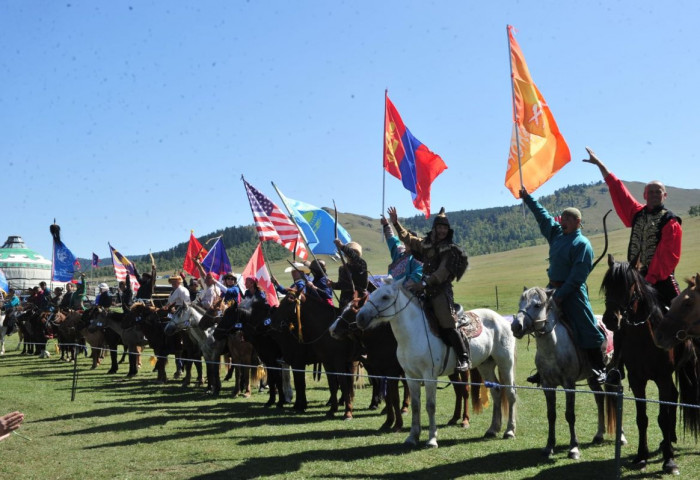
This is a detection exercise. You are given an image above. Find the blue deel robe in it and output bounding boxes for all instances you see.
[386,235,423,284]
[524,194,604,349]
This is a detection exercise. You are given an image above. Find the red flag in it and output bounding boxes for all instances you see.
[384,92,447,218]
[505,25,570,198]
[243,179,308,260]
[183,231,208,279]
[241,244,279,307]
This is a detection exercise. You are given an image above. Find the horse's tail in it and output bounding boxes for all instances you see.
[675,339,700,441]
[469,368,487,414]
[603,381,619,435]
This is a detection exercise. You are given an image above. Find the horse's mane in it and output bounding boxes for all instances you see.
[601,260,664,322]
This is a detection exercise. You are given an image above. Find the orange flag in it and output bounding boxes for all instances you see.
[505,25,570,198]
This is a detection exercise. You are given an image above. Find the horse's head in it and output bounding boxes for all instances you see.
[356,279,402,331]
[654,273,700,350]
[86,308,109,333]
[269,290,303,331]
[600,254,661,332]
[511,287,554,338]
[330,293,367,339]
[163,305,201,335]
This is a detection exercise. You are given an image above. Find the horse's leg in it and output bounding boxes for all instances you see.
[389,379,403,432]
[292,363,307,412]
[482,364,504,438]
[628,377,650,469]
[425,378,438,448]
[543,388,557,458]
[127,346,138,377]
[107,343,119,374]
[119,345,128,364]
[380,378,397,432]
[401,378,410,414]
[405,379,421,447]
[324,368,339,417]
[589,379,606,445]
[447,372,469,428]
[564,387,580,460]
[341,361,354,420]
[656,375,680,475]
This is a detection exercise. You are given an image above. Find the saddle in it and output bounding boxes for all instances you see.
[424,301,483,344]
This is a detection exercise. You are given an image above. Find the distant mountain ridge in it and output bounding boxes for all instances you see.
[83,181,699,272]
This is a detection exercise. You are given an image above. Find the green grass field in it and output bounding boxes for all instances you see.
[2,217,698,479]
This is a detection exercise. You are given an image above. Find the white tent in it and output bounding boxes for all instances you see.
[0,236,53,291]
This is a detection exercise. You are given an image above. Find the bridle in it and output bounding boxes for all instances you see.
[364,287,417,320]
[517,293,555,337]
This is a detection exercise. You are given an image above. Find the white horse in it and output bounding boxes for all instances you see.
[511,287,624,459]
[356,279,517,448]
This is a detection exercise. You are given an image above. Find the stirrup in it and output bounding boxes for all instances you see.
[590,369,607,385]
[455,358,470,372]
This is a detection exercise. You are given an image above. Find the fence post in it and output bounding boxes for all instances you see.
[495,285,499,311]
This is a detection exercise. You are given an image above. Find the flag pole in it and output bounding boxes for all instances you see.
[382,89,388,218]
[270,181,323,268]
[507,25,525,191]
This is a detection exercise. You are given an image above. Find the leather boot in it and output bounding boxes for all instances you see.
[527,372,541,384]
[586,348,607,384]
[447,328,471,372]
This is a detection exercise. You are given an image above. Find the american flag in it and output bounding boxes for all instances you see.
[109,243,141,293]
[243,179,308,260]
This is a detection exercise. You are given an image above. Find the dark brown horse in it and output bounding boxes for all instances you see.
[601,255,700,475]
[269,288,355,419]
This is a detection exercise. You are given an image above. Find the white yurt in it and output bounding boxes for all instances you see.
[0,236,52,291]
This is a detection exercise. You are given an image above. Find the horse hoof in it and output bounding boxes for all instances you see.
[503,431,515,439]
[401,407,409,415]
[403,437,418,447]
[629,457,647,471]
[484,430,497,439]
[568,448,580,460]
[592,434,604,445]
[541,447,554,458]
[343,414,353,421]
[620,434,628,446]
[460,420,470,429]
[425,439,438,449]
[663,459,679,476]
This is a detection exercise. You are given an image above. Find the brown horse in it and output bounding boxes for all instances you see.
[269,288,355,419]
[654,273,700,349]
[600,255,700,475]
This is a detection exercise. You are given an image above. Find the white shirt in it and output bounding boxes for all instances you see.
[168,285,191,307]
[199,283,222,309]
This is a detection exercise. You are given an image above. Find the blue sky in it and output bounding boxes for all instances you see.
[2,1,698,261]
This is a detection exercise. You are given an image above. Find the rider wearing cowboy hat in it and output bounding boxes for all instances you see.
[329,239,369,309]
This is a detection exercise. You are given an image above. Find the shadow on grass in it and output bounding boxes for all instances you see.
[188,443,617,480]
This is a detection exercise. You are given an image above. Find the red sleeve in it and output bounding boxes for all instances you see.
[645,219,682,284]
[605,174,644,227]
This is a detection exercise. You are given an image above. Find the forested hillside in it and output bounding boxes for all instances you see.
[84,181,700,275]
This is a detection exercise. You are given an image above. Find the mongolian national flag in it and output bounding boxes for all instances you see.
[243,179,308,260]
[183,231,208,279]
[504,25,571,198]
[92,253,99,268]
[384,92,447,218]
[241,244,279,307]
[201,238,232,280]
[109,243,140,293]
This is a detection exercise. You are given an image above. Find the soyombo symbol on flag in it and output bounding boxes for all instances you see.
[384,92,447,218]
[504,25,570,198]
